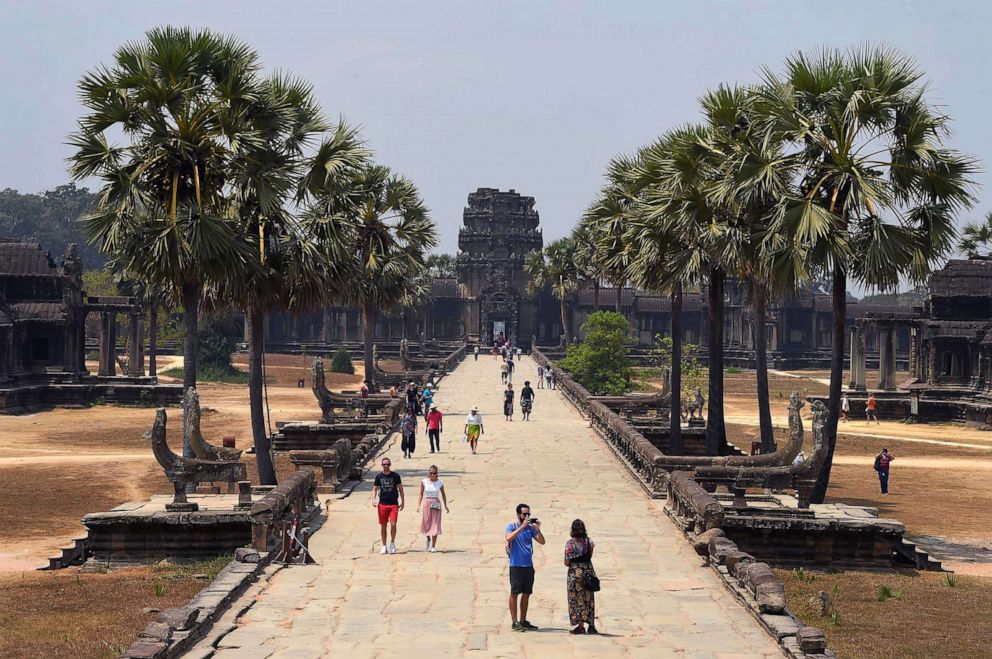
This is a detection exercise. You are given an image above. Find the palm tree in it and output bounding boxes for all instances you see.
[570,224,605,312]
[310,164,437,389]
[524,238,580,343]
[959,212,992,258]
[68,26,263,455]
[756,46,977,501]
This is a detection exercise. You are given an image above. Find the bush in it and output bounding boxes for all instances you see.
[559,311,633,395]
[197,312,242,370]
[330,348,355,374]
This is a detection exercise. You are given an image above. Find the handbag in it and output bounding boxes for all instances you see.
[429,499,441,510]
[583,572,601,592]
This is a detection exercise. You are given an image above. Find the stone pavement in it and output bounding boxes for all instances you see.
[189,357,781,658]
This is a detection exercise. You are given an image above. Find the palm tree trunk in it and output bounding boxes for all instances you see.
[669,285,683,455]
[363,303,376,390]
[247,301,277,485]
[180,281,200,458]
[615,284,622,312]
[560,298,571,344]
[753,282,774,452]
[148,298,158,378]
[706,266,725,456]
[810,264,845,503]
[593,280,600,312]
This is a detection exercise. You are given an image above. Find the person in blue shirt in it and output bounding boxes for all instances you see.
[504,503,545,631]
[422,385,434,420]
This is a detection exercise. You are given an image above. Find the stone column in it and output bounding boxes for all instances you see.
[98,312,117,376]
[850,325,867,390]
[879,326,897,390]
[128,314,145,376]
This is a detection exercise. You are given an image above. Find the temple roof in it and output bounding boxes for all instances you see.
[0,240,59,277]
[929,258,992,298]
[9,302,65,322]
[430,278,462,298]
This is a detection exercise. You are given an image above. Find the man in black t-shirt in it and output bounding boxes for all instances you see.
[520,380,535,421]
[371,458,405,554]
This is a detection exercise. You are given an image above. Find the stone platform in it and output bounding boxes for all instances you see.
[0,376,182,413]
[82,494,257,566]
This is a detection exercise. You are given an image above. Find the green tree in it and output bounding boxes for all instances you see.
[560,311,633,395]
[68,27,263,457]
[330,348,356,374]
[757,46,977,501]
[425,253,457,278]
[524,237,580,343]
[959,212,992,258]
[0,185,103,268]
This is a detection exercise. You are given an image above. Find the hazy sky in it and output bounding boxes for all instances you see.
[2,0,991,260]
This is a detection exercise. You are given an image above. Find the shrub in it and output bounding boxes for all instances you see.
[875,584,901,602]
[560,311,633,395]
[197,312,242,370]
[945,573,958,588]
[330,348,355,374]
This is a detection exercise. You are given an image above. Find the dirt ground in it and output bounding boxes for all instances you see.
[777,567,992,658]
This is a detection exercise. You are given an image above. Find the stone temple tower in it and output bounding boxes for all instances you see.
[456,188,543,345]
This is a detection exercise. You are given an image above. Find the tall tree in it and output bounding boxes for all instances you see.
[757,46,977,501]
[309,164,436,390]
[524,237,580,343]
[68,27,262,455]
[959,212,992,258]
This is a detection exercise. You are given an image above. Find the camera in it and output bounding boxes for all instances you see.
[529,517,539,524]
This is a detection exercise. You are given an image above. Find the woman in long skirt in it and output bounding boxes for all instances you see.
[401,405,417,458]
[417,465,449,551]
[503,383,514,421]
[563,519,597,634]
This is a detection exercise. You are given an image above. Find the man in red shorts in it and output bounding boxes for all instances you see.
[371,458,404,554]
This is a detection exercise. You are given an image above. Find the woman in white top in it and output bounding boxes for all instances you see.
[417,465,449,551]
[464,406,484,454]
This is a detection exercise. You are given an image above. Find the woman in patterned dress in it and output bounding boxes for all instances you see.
[563,519,597,634]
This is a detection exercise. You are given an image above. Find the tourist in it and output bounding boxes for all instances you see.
[537,364,545,389]
[371,458,404,554]
[505,503,545,632]
[520,380,535,421]
[360,380,370,399]
[866,393,879,424]
[426,403,443,453]
[500,360,509,384]
[874,447,894,495]
[406,381,419,413]
[516,346,523,361]
[563,519,598,635]
[389,384,398,398]
[504,382,515,421]
[546,366,555,390]
[465,405,484,454]
[417,465,449,552]
[401,405,418,458]
[474,345,480,361]
[422,384,435,420]
[841,393,850,422]
[507,357,515,384]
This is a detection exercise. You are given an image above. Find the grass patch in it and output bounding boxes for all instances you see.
[151,555,231,582]
[160,365,254,385]
[778,568,992,658]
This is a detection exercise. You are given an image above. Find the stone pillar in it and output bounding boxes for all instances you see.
[879,326,897,391]
[98,312,117,376]
[770,324,778,351]
[128,314,145,376]
[850,326,867,391]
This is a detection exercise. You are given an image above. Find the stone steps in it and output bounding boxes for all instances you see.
[893,538,948,572]
[42,535,89,570]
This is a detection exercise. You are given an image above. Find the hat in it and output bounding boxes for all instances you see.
[430,404,438,410]
[408,381,416,386]
[471,405,479,412]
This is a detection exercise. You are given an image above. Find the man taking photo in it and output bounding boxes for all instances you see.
[505,503,545,631]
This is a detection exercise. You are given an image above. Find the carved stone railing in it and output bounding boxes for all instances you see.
[666,471,725,533]
[289,438,352,493]
[249,470,317,552]
[148,409,247,512]
[184,388,243,462]
[401,343,467,374]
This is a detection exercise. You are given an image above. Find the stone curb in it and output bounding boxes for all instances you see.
[118,552,268,659]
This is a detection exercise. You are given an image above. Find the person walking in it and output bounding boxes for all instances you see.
[422,384,435,421]
[500,360,509,385]
[537,364,545,389]
[507,357,515,384]
[426,404,443,453]
[371,458,404,554]
[841,393,850,422]
[406,381,419,414]
[401,405,418,458]
[474,345,479,361]
[564,519,598,635]
[360,380,370,399]
[866,393,879,424]
[874,448,894,495]
[417,465,449,552]
[546,366,555,390]
[503,383,515,421]
[389,384,398,398]
[520,380,535,421]
[505,503,545,632]
[465,405,484,454]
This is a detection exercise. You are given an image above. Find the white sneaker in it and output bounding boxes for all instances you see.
[425,537,431,551]
[430,546,437,553]
[380,545,388,554]
[388,543,397,554]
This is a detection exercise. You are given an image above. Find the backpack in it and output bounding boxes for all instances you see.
[873,455,882,472]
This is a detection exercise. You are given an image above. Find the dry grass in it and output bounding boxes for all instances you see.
[0,566,208,659]
[778,568,992,658]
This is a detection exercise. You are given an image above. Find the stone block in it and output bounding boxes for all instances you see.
[798,626,828,654]
[760,613,799,639]
[755,581,786,614]
[708,537,738,565]
[236,547,261,563]
[158,606,199,631]
[138,621,173,643]
[725,551,755,577]
[121,640,168,659]
[693,527,725,556]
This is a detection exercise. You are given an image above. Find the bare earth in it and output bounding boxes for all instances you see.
[188,357,781,658]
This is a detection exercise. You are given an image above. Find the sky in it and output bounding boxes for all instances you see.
[2,0,992,267]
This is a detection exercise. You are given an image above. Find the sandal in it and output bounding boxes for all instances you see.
[587,626,598,635]
[570,626,585,635]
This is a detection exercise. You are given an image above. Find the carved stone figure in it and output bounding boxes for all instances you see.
[689,387,705,419]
